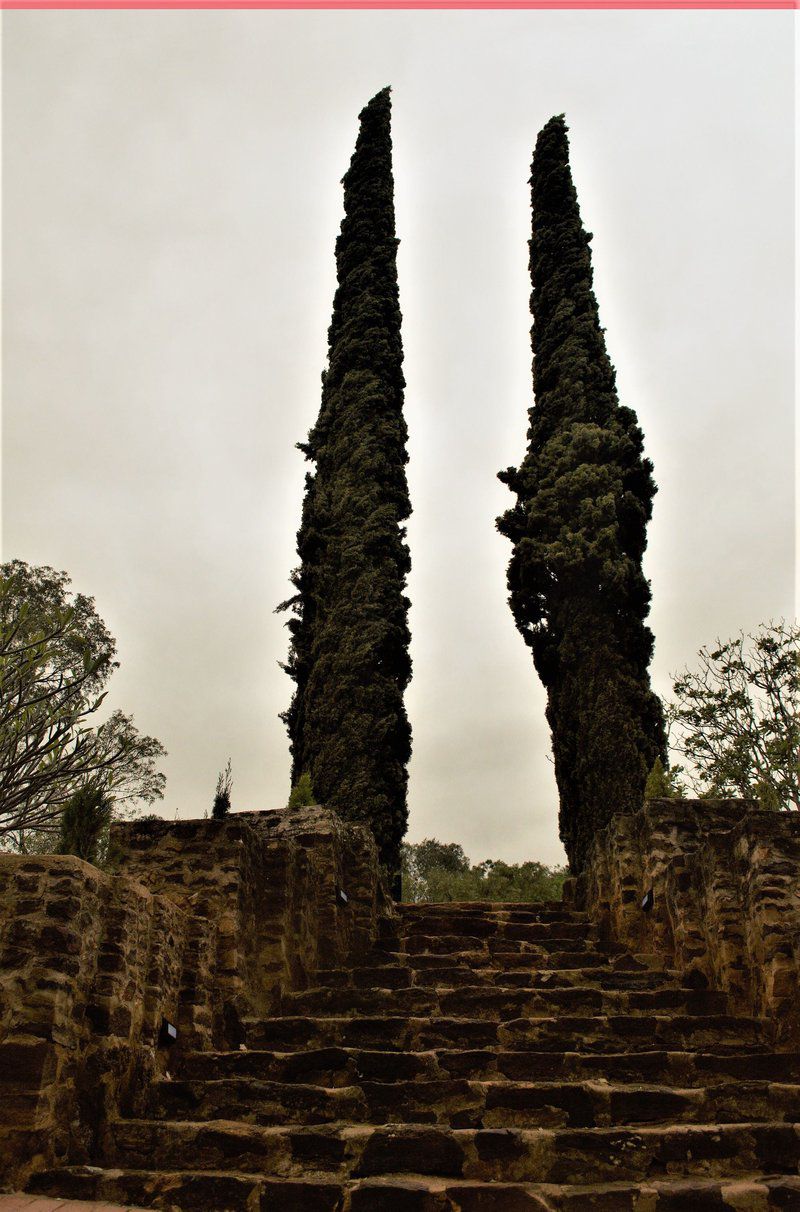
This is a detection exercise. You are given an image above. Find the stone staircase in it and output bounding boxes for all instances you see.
[28,901,800,1210]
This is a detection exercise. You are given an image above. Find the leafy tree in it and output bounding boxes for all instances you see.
[2,822,65,857]
[212,758,232,820]
[401,838,567,903]
[497,115,665,873]
[279,88,412,885]
[668,621,799,810]
[58,784,112,864]
[402,839,469,901]
[0,559,166,846]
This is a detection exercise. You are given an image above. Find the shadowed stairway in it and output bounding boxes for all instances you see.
[28,900,800,1211]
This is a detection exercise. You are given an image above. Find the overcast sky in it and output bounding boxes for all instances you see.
[2,11,795,866]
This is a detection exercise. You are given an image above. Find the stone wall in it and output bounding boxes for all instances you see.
[0,805,393,1191]
[113,806,392,1037]
[573,799,800,1042]
[0,854,186,1191]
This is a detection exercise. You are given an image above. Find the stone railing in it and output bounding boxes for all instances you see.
[570,799,800,1043]
[0,804,393,1190]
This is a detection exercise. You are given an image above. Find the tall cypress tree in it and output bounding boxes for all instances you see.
[497,116,666,873]
[280,88,411,882]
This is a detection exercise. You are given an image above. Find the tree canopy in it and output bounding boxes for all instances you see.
[668,621,799,810]
[497,116,665,872]
[279,88,411,882]
[401,837,567,903]
[0,559,166,848]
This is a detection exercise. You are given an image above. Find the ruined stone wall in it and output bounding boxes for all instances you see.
[0,805,393,1190]
[574,799,800,1042]
[113,806,392,1036]
[0,855,185,1190]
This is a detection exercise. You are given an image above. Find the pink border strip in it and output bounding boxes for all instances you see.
[1,0,795,7]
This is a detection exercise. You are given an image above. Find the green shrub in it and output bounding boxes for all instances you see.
[287,772,316,810]
[644,756,684,800]
[57,785,112,865]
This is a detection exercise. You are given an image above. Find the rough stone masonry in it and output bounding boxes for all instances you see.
[2,800,799,1209]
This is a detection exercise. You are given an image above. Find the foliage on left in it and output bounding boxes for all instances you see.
[0,559,166,854]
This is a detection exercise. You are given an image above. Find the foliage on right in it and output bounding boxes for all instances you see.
[667,621,799,810]
[497,116,666,873]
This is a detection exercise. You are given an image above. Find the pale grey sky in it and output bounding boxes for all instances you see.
[2,11,795,866]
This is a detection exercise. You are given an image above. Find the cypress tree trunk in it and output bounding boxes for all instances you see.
[280,88,412,882]
[497,115,666,873]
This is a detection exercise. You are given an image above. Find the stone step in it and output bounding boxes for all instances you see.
[314,963,677,992]
[21,887,799,1211]
[149,1074,800,1128]
[28,1168,272,1212]
[179,1045,800,1088]
[399,908,589,928]
[102,1119,800,1183]
[243,1012,768,1053]
[34,1165,800,1212]
[399,909,589,924]
[280,984,728,1019]
[399,900,571,913]
[397,923,598,950]
[368,940,622,965]
[388,947,613,969]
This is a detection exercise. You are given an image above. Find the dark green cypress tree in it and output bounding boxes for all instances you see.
[497,116,666,873]
[280,88,411,882]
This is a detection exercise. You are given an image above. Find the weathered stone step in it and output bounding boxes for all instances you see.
[398,922,592,941]
[149,1074,800,1128]
[392,947,612,969]
[399,908,589,928]
[368,940,622,966]
[103,1119,800,1183]
[243,1012,768,1054]
[28,1168,259,1211]
[19,868,798,1212]
[34,1165,800,1212]
[316,964,415,990]
[399,899,570,913]
[315,963,677,992]
[150,1077,367,1124]
[280,983,727,1019]
[179,1045,800,1089]
[398,923,598,951]
[178,1045,440,1084]
[458,1047,800,1085]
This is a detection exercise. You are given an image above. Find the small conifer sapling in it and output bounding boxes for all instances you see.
[213,759,233,820]
[58,784,112,865]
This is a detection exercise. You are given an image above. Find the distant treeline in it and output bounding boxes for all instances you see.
[402,838,567,904]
